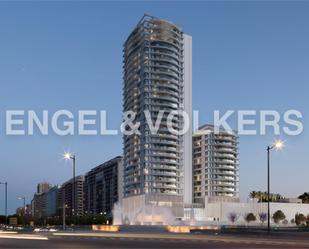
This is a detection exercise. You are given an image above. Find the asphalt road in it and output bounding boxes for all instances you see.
[1,234,309,249]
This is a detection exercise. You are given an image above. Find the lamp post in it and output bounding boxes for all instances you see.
[64,153,76,218]
[0,182,8,225]
[267,140,284,231]
[17,196,26,226]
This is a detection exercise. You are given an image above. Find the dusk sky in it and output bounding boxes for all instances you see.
[0,1,308,214]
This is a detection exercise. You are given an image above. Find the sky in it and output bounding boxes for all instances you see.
[0,1,308,214]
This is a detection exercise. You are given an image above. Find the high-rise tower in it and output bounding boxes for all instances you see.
[122,15,192,221]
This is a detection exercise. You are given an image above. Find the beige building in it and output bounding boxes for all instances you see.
[193,124,239,204]
[60,175,85,216]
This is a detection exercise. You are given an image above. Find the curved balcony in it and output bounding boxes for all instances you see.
[149,50,181,62]
[152,82,179,91]
[150,54,180,66]
[149,89,180,99]
[152,171,178,177]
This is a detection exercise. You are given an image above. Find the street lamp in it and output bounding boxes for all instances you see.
[17,196,26,209]
[64,153,76,218]
[17,196,26,227]
[0,182,8,225]
[267,140,284,231]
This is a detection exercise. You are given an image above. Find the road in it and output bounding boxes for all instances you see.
[1,232,309,249]
[0,237,298,249]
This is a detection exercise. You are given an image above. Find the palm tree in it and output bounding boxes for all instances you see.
[249,191,284,202]
[298,193,309,203]
[249,191,257,199]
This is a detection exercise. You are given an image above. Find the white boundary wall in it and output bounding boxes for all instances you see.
[206,202,309,225]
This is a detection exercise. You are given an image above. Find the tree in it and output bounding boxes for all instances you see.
[295,213,306,226]
[298,193,309,204]
[249,191,266,202]
[259,213,267,224]
[245,213,256,224]
[249,191,284,203]
[273,194,284,202]
[306,215,309,227]
[228,212,239,224]
[272,210,286,224]
[249,191,257,199]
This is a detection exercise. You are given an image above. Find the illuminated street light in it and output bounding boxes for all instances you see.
[266,140,285,231]
[17,196,26,208]
[63,152,76,220]
[17,196,26,227]
[64,152,74,160]
[273,140,284,150]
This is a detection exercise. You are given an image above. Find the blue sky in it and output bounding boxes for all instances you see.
[0,1,308,214]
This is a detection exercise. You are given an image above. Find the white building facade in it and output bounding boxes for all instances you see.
[121,14,192,223]
[193,125,239,205]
